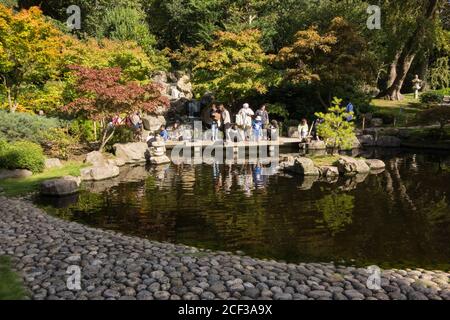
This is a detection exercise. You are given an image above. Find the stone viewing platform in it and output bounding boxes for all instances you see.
[0,197,448,300]
[165,137,303,150]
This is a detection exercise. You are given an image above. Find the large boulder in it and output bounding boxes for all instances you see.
[114,142,148,164]
[358,135,375,147]
[80,165,120,181]
[45,158,62,169]
[281,156,320,176]
[371,118,383,127]
[107,158,126,167]
[40,176,81,196]
[152,71,168,84]
[308,140,327,150]
[365,159,386,171]
[177,74,193,97]
[336,156,370,176]
[142,115,166,132]
[85,151,107,166]
[376,136,402,148]
[0,169,32,180]
[319,166,340,177]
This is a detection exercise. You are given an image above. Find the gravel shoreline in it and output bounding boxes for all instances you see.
[0,196,448,300]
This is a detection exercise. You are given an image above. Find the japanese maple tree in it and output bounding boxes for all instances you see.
[63,65,169,150]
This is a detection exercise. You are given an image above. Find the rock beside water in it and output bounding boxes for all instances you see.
[365,159,386,171]
[44,158,63,169]
[0,169,33,180]
[336,156,371,176]
[281,156,320,176]
[114,143,148,164]
[80,165,120,181]
[40,176,81,196]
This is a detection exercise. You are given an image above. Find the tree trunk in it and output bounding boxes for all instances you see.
[316,90,328,109]
[387,51,401,89]
[383,53,416,101]
[93,121,98,141]
[6,88,18,113]
[99,127,115,152]
[380,0,440,101]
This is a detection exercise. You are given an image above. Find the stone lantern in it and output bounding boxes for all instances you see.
[149,136,171,165]
[412,75,423,100]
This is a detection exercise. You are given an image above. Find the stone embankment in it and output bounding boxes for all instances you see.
[0,197,448,300]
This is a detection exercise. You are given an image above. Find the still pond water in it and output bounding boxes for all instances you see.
[37,149,450,269]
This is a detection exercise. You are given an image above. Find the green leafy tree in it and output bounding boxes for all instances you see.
[0,5,64,112]
[378,0,445,100]
[181,29,279,105]
[144,0,223,50]
[429,57,450,89]
[97,6,158,55]
[315,97,356,155]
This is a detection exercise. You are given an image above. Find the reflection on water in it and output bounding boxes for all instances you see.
[37,149,450,269]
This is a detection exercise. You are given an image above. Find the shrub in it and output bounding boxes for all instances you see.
[315,97,356,155]
[39,128,77,160]
[0,111,77,158]
[0,140,45,173]
[0,111,65,143]
[69,120,96,143]
[420,90,447,104]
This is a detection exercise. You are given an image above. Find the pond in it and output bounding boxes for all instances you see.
[37,148,450,270]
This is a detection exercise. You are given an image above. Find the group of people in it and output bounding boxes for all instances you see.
[109,98,355,145]
[207,103,279,143]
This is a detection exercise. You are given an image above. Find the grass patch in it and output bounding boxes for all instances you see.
[0,161,86,196]
[0,256,27,300]
[309,155,341,167]
[371,94,423,127]
[371,93,420,110]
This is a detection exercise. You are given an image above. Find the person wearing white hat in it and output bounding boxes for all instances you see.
[252,115,263,142]
[236,103,254,141]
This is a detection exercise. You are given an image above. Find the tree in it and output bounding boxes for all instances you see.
[97,6,158,56]
[18,0,142,37]
[277,25,337,84]
[144,0,223,50]
[430,57,450,89]
[315,97,355,155]
[62,38,169,82]
[379,0,444,100]
[0,5,64,112]
[63,66,170,151]
[181,29,279,106]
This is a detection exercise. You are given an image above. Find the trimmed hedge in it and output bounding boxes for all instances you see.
[0,140,45,173]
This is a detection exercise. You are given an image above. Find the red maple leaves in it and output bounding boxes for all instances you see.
[63,65,169,121]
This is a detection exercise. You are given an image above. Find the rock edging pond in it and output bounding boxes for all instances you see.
[280,155,386,178]
[0,197,448,300]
